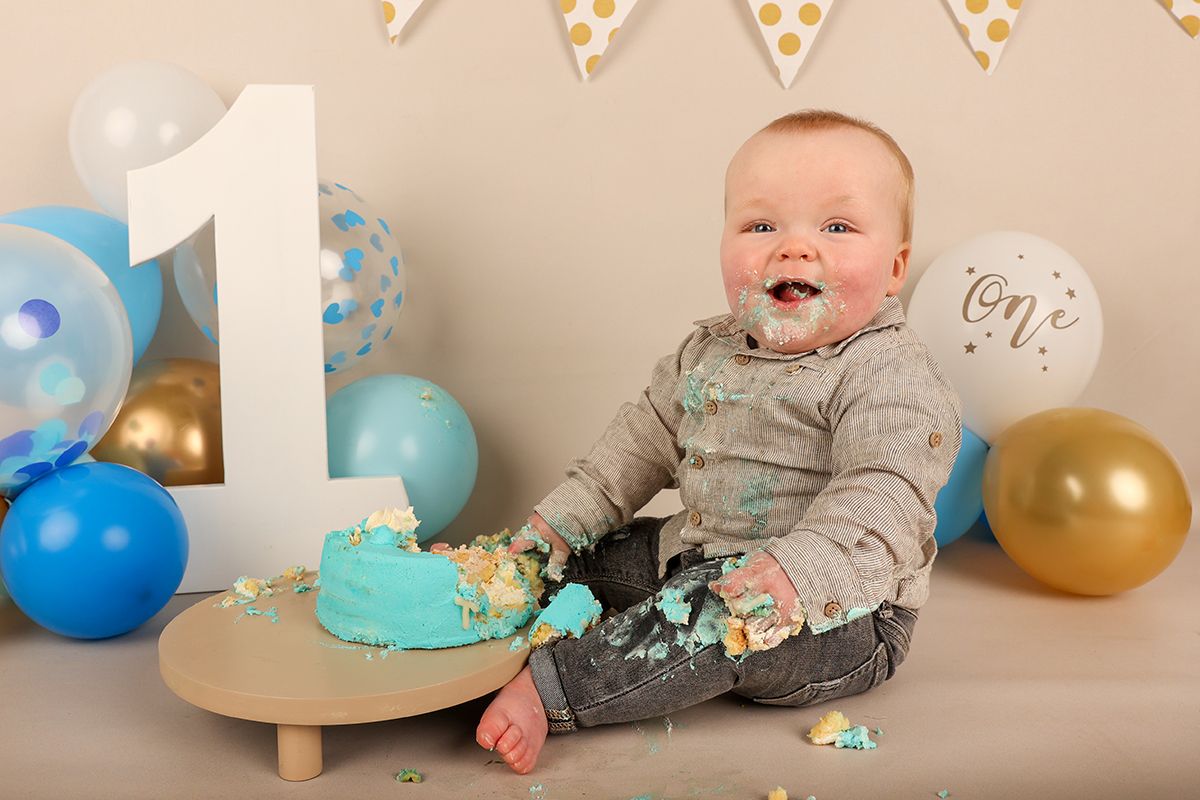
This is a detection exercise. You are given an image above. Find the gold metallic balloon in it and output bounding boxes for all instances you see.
[982,408,1192,596]
[92,358,223,486]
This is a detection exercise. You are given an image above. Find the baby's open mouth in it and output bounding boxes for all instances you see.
[769,279,821,308]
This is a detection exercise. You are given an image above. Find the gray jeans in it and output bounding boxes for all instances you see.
[528,516,918,734]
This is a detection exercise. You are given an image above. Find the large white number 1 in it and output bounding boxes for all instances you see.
[127,85,406,592]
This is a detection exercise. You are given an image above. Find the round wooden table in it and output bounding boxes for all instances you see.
[158,580,529,780]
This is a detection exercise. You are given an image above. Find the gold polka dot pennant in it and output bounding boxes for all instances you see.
[747,1,836,88]
[559,0,641,80]
[1160,0,1200,38]
[382,0,426,45]
[944,0,1024,74]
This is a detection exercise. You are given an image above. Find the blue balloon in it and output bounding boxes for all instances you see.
[0,206,162,363]
[0,462,187,638]
[933,426,989,548]
[327,374,477,541]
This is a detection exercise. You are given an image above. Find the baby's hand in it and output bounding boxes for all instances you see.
[510,513,571,582]
[709,551,804,646]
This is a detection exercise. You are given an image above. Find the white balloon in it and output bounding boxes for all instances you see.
[907,231,1103,443]
[68,61,226,222]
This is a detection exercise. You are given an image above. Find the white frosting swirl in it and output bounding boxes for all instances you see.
[365,506,420,535]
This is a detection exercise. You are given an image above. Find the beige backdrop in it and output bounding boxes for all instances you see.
[2,0,1196,547]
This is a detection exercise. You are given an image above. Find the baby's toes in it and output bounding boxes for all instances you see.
[511,750,537,775]
[503,738,528,767]
[496,724,524,756]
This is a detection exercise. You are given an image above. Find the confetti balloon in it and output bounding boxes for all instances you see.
[174,179,406,373]
[0,225,133,499]
[907,231,1103,443]
[982,408,1191,596]
[0,205,163,364]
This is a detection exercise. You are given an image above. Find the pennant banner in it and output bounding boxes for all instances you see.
[746,1,836,88]
[944,0,1024,74]
[558,0,639,80]
[382,0,425,44]
[1161,0,1200,37]
[381,1,1196,80]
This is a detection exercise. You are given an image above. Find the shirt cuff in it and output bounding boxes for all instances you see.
[764,532,880,634]
[534,480,618,551]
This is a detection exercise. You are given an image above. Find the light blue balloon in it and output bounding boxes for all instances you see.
[933,426,988,548]
[327,374,477,541]
[0,462,188,638]
[0,206,162,363]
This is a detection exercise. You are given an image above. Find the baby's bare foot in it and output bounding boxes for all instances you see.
[476,665,549,774]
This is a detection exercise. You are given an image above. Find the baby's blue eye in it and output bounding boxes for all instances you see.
[750,222,775,233]
[824,222,850,234]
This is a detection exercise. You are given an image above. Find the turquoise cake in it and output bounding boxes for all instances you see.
[529,582,603,648]
[315,508,542,649]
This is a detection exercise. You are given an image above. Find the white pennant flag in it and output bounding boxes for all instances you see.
[1159,0,1200,38]
[559,0,640,80]
[943,0,1025,74]
[746,1,836,88]
[382,0,426,44]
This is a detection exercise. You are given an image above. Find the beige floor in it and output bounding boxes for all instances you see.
[2,521,1197,800]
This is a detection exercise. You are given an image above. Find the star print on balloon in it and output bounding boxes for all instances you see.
[907,231,1103,443]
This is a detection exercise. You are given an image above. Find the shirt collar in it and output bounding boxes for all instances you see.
[692,295,907,360]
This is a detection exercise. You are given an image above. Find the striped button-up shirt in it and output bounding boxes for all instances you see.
[535,296,962,634]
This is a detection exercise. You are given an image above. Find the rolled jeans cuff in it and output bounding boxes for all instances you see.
[528,646,578,735]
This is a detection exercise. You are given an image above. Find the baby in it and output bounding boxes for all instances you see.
[475,109,962,774]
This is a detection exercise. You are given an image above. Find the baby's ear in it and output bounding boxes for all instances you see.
[886,243,911,296]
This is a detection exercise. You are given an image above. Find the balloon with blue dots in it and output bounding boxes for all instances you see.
[172,180,406,375]
[0,224,133,499]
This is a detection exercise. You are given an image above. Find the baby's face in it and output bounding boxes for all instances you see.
[720,126,911,354]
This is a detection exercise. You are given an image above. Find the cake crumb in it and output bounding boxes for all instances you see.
[834,725,877,750]
[937,791,950,799]
[807,710,852,745]
[394,768,423,783]
[767,787,788,800]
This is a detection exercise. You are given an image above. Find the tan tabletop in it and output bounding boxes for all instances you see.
[158,578,529,781]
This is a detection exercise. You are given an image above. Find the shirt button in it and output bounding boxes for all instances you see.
[703,399,718,415]
[929,431,943,448]
[784,363,802,374]
[690,454,705,469]
[823,601,842,617]
[734,353,751,366]
[688,510,702,527]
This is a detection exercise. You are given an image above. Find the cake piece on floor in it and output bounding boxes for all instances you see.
[807,710,852,745]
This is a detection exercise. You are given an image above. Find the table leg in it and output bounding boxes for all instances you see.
[277,724,323,781]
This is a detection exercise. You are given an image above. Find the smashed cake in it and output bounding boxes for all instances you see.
[315,508,544,649]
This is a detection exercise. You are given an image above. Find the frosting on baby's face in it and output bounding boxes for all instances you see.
[719,126,911,354]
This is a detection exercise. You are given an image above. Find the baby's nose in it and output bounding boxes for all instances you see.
[776,239,815,261]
